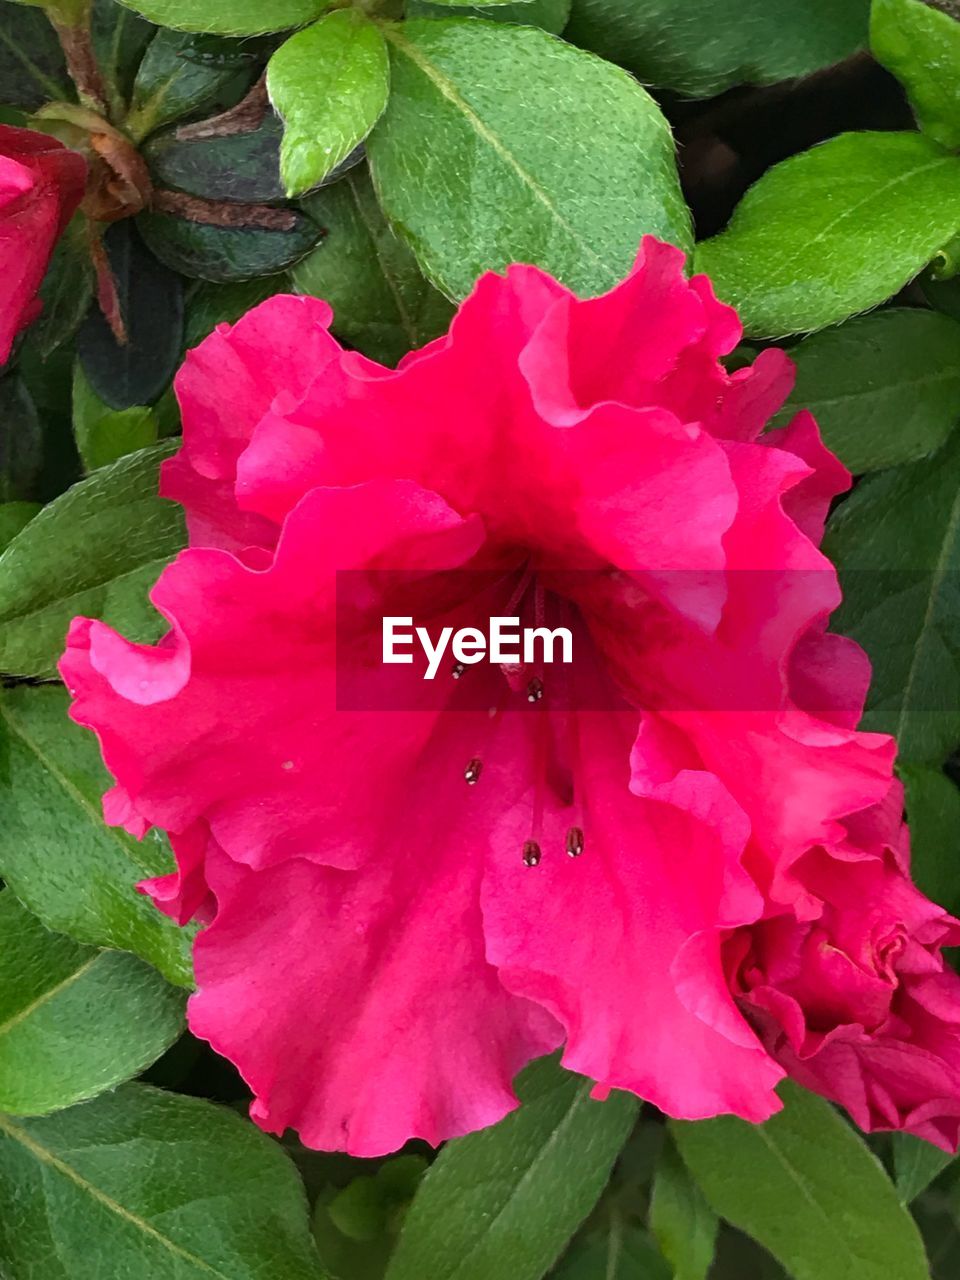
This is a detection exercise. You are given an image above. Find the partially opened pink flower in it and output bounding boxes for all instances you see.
[62,238,960,1155]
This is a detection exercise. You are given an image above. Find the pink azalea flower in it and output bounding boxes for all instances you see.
[0,124,86,364]
[61,238,960,1155]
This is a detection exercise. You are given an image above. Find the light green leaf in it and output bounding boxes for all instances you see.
[115,0,329,35]
[872,0,960,150]
[824,430,960,765]
[772,309,960,472]
[672,1082,929,1280]
[369,19,691,301]
[0,891,184,1116]
[892,1132,954,1204]
[901,764,960,914]
[0,685,193,988]
[0,1085,327,1279]
[73,362,158,473]
[695,131,960,337]
[385,1057,639,1280]
[0,503,39,552]
[0,443,184,678]
[268,9,390,197]
[408,0,571,30]
[296,167,454,365]
[565,0,869,97]
[650,1135,718,1280]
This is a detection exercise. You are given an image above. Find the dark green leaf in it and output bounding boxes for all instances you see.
[268,9,390,197]
[0,442,184,678]
[385,1057,639,1280]
[0,502,38,551]
[313,1156,428,1280]
[126,27,256,141]
[672,1082,929,1280]
[184,275,287,346]
[408,0,571,29]
[824,430,960,765]
[296,168,454,364]
[553,1214,672,1280]
[0,891,184,1116]
[564,0,869,97]
[0,2,70,109]
[649,1135,717,1280]
[138,205,322,281]
[115,0,330,36]
[695,132,960,337]
[872,0,960,151]
[0,373,42,503]
[892,1132,954,1204]
[77,222,185,411]
[27,220,95,362]
[369,19,691,301]
[901,764,960,914]
[924,272,960,323]
[73,361,158,472]
[144,109,287,202]
[0,684,193,988]
[0,1084,327,1279]
[91,0,155,118]
[772,309,960,472]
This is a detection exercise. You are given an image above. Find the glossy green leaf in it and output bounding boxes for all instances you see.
[126,27,255,141]
[91,0,155,118]
[386,1057,639,1280]
[77,222,184,411]
[824,430,960,765]
[0,1084,327,1278]
[369,19,690,301]
[72,362,158,472]
[144,110,288,203]
[268,10,390,197]
[892,1132,954,1203]
[672,1082,929,1280]
[564,0,869,97]
[0,2,71,108]
[901,765,960,915]
[408,0,571,29]
[649,1136,717,1280]
[0,374,42,503]
[772,309,960,472]
[0,891,184,1116]
[115,0,329,35]
[0,685,193,987]
[296,168,454,364]
[0,442,184,678]
[553,1214,672,1280]
[138,206,322,281]
[872,0,960,150]
[695,132,960,337]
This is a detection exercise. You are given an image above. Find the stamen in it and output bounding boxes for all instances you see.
[464,757,483,785]
[526,676,544,704]
[522,840,542,867]
[452,661,466,679]
[565,826,585,858]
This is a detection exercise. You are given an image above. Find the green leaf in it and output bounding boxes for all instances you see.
[0,373,42,503]
[0,502,39,551]
[91,0,155,119]
[671,1082,929,1280]
[408,0,571,30]
[184,275,288,347]
[144,109,288,203]
[771,309,960,472]
[0,891,184,1116]
[268,10,390,198]
[368,19,690,301]
[77,222,185,411]
[421,0,535,5]
[553,1213,672,1280]
[564,0,869,98]
[649,1136,717,1280]
[385,1056,639,1280]
[0,442,184,678]
[892,1132,954,1204]
[27,220,95,362]
[0,685,192,988]
[872,0,960,151]
[0,2,71,108]
[901,764,960,914]
[72,362,159,472]
[126,27,256,141]
[313,1156,428,1280]
[695,132,960,337]
[115,0,330,35]
[296,167,454,365]
[0,1084,327,1279]
[824,430,960,765]
[138,206,323,281]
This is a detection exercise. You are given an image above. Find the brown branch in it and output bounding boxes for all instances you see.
[152,188,297,231]
[51,20,109,115]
